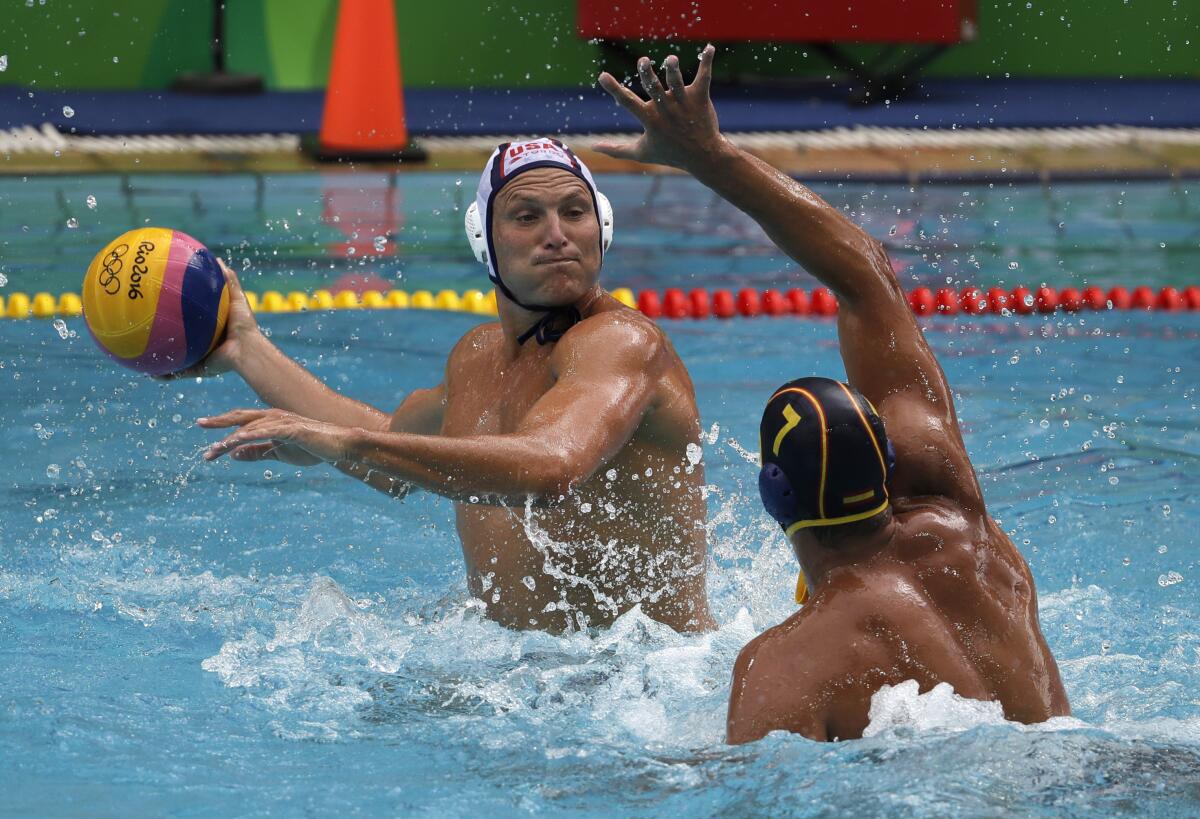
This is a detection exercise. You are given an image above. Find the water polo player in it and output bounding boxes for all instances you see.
[195,138,715,633]
[595,46,1070,741]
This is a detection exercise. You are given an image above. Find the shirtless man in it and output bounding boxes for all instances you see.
[593,46,1069,741]
[197,138,714,634]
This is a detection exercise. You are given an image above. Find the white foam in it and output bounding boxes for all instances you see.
[863,680,1010,737]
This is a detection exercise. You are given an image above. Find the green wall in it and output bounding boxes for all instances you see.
[1,1,1195,90]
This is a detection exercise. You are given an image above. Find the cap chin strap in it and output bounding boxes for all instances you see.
[464,196,613,345]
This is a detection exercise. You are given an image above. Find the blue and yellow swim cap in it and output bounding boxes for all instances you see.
[758,377,895,538]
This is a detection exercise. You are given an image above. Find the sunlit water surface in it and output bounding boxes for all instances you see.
[1,175,1199,816]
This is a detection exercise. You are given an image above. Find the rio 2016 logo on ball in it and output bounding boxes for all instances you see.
[82,228,230,376]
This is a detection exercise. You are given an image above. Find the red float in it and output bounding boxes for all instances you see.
[960,287,986,314]
[761,289,788,316]
[810,287,838,316]
[662,288,688,319]
[909,287,935,316]
[1081,286,1107,310]
[1010,286,1034,315]
[1131,286,1156,310]
[712,289,736,319]
[736,288,761,317]
[1035,286,1058,314]
[935,288,959,315]
[1058,287,1082,312]
[1157,287,1183,311]
[635,282,1200,320]
[638,290,662,319]
[785,288,810,315]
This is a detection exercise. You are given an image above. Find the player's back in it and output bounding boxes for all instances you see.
[728,497,1069,742]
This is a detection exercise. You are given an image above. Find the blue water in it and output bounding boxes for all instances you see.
[2,175,1200,816]
[1,173,1198,296]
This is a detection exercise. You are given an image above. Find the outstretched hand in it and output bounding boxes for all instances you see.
[594,44,726,171]
[199,408,347,465]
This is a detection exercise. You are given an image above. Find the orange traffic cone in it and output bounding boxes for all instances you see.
[311,0,425,162]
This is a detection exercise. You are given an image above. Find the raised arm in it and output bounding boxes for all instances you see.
[597,48,984,512]
[201,316,666,504]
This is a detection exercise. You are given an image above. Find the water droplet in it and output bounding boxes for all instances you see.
[579,502,592,513]
[373,235,387,253]
[46,463,61,479]
[52,319,68,339]
[1157,544,1168,554]
[62,105,75,118]
[1008,261,1019,270]
[1157,571,1183,587]
[0,55,7,72]
[888,225,898,236]
[263,469,274,479]
[605,468,617,481]
[112,56,119,63]
[86,194,97,209]
[1161,504,1171,517]
[521,576,537,590]
[0,273,7,287]
[686,442,703,465]
[1039,419,1050,429]
[66,217,78,229]
[1121,557,1131,566]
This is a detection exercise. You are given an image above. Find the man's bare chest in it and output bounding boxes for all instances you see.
[442,353,556,436]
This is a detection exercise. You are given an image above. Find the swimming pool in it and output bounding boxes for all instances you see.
[2,173,1198,815]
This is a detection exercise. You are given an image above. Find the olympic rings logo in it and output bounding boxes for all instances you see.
[97,244,128,296]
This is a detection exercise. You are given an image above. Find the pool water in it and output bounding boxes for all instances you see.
[1,173,1198,297]
[2,174,1199,816]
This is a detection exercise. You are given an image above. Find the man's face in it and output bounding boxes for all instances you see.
[491,167,602,306]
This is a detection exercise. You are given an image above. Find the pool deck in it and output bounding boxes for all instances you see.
[4,130,1199,183]
[3,79,1199,180]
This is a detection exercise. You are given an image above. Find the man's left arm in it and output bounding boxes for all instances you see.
[202,317,665,503]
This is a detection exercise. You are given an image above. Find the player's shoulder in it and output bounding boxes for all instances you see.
[556,302,669,363]
[732,605,829,686]
[448,320,503,360]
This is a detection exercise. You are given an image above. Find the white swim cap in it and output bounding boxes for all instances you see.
[465,138,614,344]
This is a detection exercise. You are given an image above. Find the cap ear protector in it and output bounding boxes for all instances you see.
[759,439,895,533]
[464,193,614,266]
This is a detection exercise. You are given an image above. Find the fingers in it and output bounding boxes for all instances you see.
[218,257,245,295]
[591,139,639,160]
[230,442,280,461]
[664,55,686,96]
[197,408,274,428]
[637,57,667,103]
[598,71,646,117]
[156,362,208,381]
[205,425,279,460]
[694,43,715,95]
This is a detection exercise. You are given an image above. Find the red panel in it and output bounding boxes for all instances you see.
[578,0,977,44]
